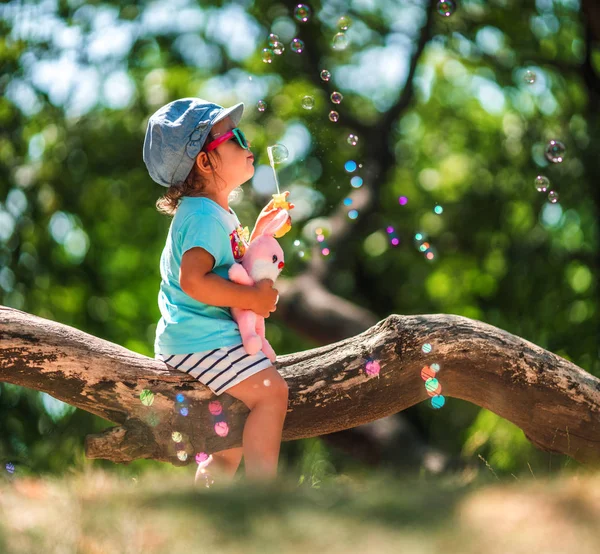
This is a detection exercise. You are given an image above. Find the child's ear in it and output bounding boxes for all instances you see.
[262,210,289,237]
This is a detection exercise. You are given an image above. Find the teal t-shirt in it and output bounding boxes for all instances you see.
[154,196,250,355]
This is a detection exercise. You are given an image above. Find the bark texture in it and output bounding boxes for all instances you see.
[1,305,599,467]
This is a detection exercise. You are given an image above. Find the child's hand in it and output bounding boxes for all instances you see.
[252,279,279,318]
[252,191,295,240]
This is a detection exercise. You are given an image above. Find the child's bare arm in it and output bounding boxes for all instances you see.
[180,247,278,318]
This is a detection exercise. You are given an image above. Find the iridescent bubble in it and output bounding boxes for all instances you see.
[177,450,188,462]
[434,205,443,214]
[431,395,445,409]
[386,226,394,234]
[343,197,353,206]
[421,365,437,381]
[294,4,311,23]
[208,400,223,415]
[330,91,343,104]
[422,343,432,353]
[257,100,267,112]
[431,362,441,372]
[436,0,456,17]
[328,110,339,122]
[268,33,280,48]
[179,407,188,416]
[195,451,210,464]
[171,431,183,442]
[425,378,442,396]
[267,143,289,164]
[302,95,315,109]
[399,196,408,205]
[5,463,14,474]
[338,15,352,31]
[214,421,229,437]
[523,70,536,84]
[344,160,357,172]
[176,393,185,403]
[365,359,380,376]
[332,32,349,50]
[350,176,363,188]
[348,209,358,219]
[262,48,274,63]
[320,69,331,81]
[391,238,400,246]
[347,134,359,146]
[548,190,560,203]
[146,412,160,427]
[291,38,305,53]
[545,140,566,163]
[140,389,154,406]
[272,41,285,55]
[535,175,549,192]
[322,247,330,256]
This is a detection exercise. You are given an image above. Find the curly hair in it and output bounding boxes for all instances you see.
[155,141,223,217]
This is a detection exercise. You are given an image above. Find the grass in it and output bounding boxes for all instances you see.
[1,456,599,554]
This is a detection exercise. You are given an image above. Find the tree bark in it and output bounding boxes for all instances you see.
[1,306,599,467]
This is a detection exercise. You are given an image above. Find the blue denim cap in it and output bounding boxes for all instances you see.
[143,97,244,187]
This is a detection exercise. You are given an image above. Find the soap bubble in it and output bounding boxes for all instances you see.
[347,134,359,146]
[262,48,274,63]
[344,160,357,172]
[291,38,305,53]
[332,32,349,50]
[171,431,183,442]
[302,95,315,109]
[257,100,267,112]
[320,69,331,81]
[545,140,566,163]
[338,15,352,31]
[330,91,343,104]
[343,197,353,206]
[348,209,359,219]
[294,4,311,23]
[436,0,456,16]
[399,196,408,205]
[267,144,289,164]
[268,33,279,47]
[350,176,363,188]
[214,421,229,437]
[272,41,285,55]
[523,70,536,84]
[434,205,443,214]
[140,389,154,406]
[535,175,549,192]
[422,343,432,353]
[328,110,339,122]
[548,190,560,203]
[177,450,188,461]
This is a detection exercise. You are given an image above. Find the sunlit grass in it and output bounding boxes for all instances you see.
[1,457,599,554]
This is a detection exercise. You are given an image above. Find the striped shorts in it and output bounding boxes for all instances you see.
[155,343,273,396]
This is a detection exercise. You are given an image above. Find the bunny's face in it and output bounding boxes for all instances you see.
[241,237,285,283]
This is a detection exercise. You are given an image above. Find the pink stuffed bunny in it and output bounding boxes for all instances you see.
[228,210,289,362]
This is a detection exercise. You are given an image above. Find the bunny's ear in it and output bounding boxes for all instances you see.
[261,209,289,237]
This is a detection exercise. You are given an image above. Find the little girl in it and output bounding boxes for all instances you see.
[143,97,294,484]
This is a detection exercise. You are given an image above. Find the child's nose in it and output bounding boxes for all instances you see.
[278,261,284,270]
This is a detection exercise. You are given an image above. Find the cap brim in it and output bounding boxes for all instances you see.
[213,102,244,127]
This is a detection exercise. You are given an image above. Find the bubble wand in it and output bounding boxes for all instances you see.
[266,144,292,237]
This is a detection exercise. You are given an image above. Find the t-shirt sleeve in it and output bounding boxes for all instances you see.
[178,214,229,268]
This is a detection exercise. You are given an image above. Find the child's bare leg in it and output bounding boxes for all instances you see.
[224,366,289,481]
[211,447,243,478]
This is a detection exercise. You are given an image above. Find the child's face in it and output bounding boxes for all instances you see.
[200,116,255,192]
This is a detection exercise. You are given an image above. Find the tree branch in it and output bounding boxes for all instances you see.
[2,306,599,466]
